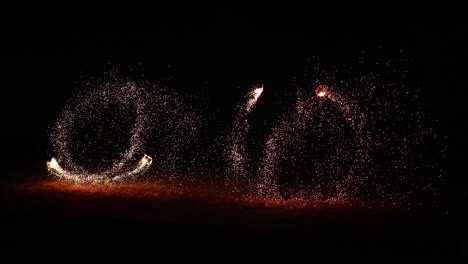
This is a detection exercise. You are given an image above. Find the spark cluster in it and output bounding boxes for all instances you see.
[46,57,445,207]
[226,59,444,205]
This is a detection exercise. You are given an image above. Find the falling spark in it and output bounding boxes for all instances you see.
[226,84,264,189]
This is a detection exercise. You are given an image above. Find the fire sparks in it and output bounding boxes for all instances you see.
[316,85,328,97]
[226,84,264,188]
[141,154,152,166]
[47,73,201,185]
[255,58,444,204]
[46,157,59,170]
[44,60,444,205]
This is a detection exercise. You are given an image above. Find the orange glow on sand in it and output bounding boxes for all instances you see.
[1,175,388,231]
[25,176,354,210]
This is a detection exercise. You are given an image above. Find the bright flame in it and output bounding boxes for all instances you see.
[253,86,263,101]
[140,154,153,166]
[47,158,59,170]
[316,85,328,97]
[246,84,264,112]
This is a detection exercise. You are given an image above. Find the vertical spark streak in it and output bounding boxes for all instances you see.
[226,84,263,189]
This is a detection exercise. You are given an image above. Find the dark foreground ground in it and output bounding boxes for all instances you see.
[0,162,465,260]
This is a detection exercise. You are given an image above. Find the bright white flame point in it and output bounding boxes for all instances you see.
[47,158,59,170]
[317,91,327,97]
[246,84,264,112]
[253,87,263,101]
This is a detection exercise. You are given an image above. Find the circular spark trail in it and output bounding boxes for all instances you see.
[48,73,202,185]
[246,85,264,112]
[48,78,153,184]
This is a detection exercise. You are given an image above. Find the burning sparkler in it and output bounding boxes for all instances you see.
[47,75,156,184]
[315,85,328,97]
[246,84,264,112]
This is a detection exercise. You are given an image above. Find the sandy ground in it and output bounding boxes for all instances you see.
[0,162,462,258]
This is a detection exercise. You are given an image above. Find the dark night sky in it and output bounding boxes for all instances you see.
[3,4,465,177]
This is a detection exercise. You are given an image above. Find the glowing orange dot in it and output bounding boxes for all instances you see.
[315,85,328,97]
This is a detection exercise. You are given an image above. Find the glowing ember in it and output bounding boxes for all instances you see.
[316,85,328,97]
[47,158,59,170]
[246,84,264,112]
[48,78,152,184]
[141,154,152,166]
[253,85,263,100]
